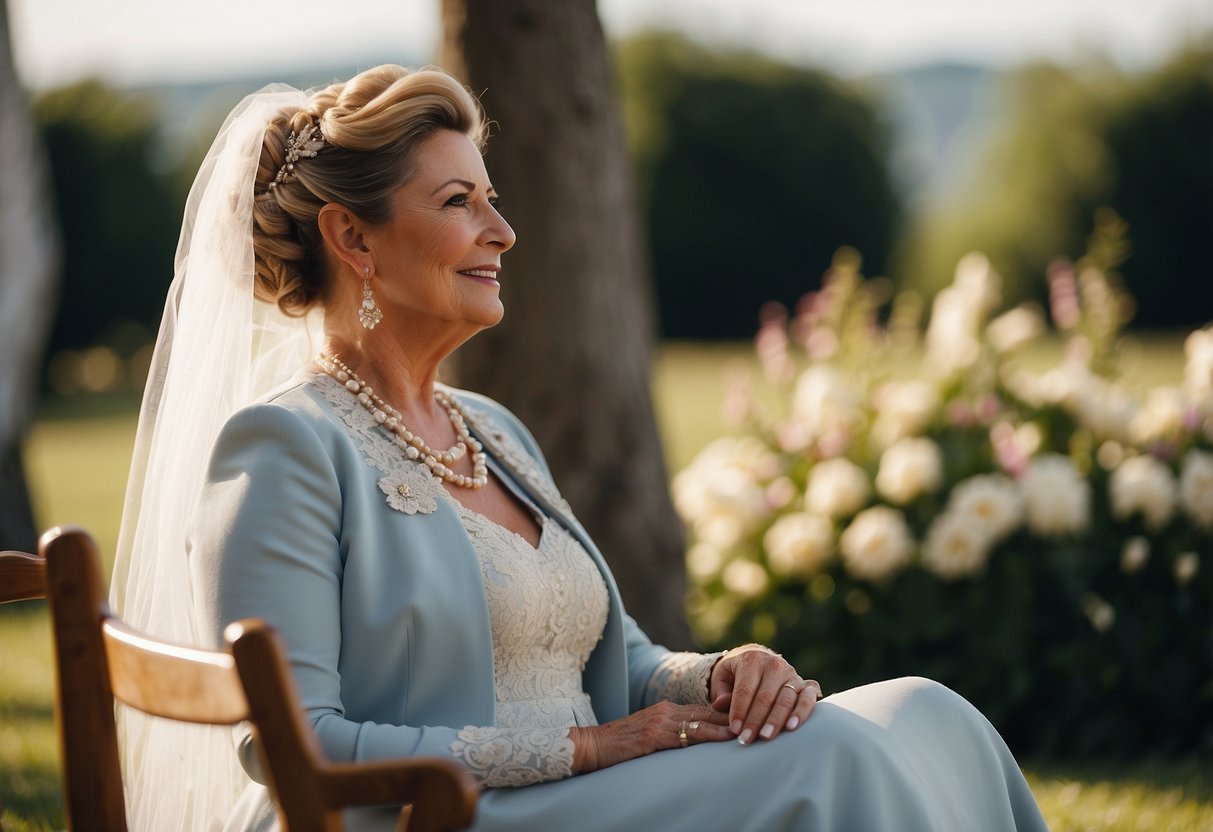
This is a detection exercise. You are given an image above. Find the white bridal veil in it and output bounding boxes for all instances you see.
[108,86,324,830]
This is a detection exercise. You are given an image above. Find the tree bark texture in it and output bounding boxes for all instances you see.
[440,0,692,647]
[0,0,60,551]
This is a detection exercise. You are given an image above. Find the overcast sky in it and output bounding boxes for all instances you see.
[9,0,1212,89]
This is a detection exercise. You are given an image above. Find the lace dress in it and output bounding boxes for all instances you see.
[446,507,604,786]
[445,476,728,787]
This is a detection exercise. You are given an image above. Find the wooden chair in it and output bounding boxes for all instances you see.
[40,525,478,832]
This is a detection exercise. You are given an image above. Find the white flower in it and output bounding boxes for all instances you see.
[1004,361,1089,410]
[875,437,943,505]
[763,513,835,577]
[673,438,774,547]
[947,473,1024,541]
[871,380,939,448]
[1184,326,1213,410]
[805,458,871,518]
[1131,387,1185,445]
[686,543,726,581]
[1174,552,1200,586]
[924,253,1001,376]
[1120,536,1150,574]
[673,436,778,520]
[1081,593,1116,633]
[722,559,769,599]
[1109,454,1177,531]
[924,286,981,375]
[1179,449,1213,530]
[790,365,862,444]
[921,511,993,579]
[953,251,1002,315]
[1019,455,1091,537]
[986,304,1044,353]
[839,506,914,581]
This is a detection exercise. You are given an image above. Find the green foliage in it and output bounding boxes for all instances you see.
[616,33,901,338]
[896,43,1213,327]
[675,243,1213,758]
[1103,47,1213,327]
[35,80,183,365]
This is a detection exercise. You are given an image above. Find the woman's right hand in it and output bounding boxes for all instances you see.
[569,701,733,774]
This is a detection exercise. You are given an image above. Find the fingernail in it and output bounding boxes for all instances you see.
[738,728,753,745]
[786,716,799,730]
[730,720,742,734]
[760,724,774,739]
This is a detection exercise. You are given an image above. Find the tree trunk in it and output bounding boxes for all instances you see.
[0,0,60,551]
[440,0,692,647]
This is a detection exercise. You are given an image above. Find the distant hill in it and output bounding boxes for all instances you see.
[866,62,1004,208]
[129,58,423,167]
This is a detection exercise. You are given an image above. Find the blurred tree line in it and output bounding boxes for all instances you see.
[616,33,901,338]
[31,33,1213,389]
[898,44,1213,323]
[36,81,181,386]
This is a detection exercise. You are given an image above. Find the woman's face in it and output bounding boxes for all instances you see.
[365,129,515,336]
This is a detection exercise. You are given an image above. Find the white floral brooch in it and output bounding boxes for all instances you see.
[378,474,438,515]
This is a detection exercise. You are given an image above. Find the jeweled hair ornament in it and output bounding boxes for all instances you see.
[268,122,326,190]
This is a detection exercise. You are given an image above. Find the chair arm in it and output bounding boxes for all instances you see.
[318,757,477,832]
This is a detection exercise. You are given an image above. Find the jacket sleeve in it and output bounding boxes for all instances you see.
[188,402,575,789]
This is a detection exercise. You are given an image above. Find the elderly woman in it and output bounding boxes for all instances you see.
[110,65,1047,831]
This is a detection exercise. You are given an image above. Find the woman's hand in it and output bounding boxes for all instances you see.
[709,644,822,746]
[569,701,733,774]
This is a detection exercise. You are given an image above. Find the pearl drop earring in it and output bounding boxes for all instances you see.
[359,266,383,330]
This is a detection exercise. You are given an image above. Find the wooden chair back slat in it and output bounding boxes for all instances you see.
[0,549,46,604]
[102,619,249,723]
[0,549,48,832]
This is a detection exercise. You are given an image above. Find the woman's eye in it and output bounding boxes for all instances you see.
[444,194,469,207]
[489,196,503,212]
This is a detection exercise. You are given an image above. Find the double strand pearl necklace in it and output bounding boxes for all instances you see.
[317,353,488,490]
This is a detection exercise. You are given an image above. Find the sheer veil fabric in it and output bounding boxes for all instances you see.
[108,87,324,830]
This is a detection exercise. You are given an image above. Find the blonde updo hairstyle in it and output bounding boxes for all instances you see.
[252,65,487,316]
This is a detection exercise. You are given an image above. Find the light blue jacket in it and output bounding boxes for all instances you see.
[188,378,669,781]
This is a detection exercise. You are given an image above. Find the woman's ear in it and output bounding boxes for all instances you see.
[317,204,371,277]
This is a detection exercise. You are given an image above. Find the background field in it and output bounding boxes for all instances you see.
[2,340,1210,831]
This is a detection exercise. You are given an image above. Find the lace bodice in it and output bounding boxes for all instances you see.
[314,374,720,788]
[447,504,609,786]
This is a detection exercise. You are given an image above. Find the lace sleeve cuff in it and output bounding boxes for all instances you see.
[642,650,725,707]
[449,726,575,788]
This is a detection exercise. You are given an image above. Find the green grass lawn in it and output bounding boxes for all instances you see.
[2,339,1209,831]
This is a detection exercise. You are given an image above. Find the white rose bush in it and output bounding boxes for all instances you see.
[675,238,1212,758]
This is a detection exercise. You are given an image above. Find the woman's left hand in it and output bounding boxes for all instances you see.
[709,644,822,745]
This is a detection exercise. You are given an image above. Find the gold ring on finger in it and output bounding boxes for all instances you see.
[678,721,689,748]
[781,682,802,694]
